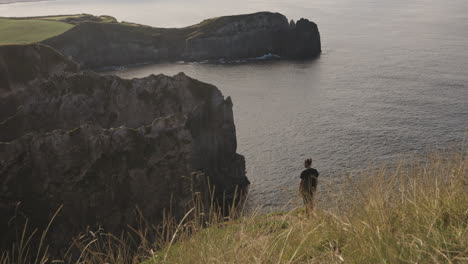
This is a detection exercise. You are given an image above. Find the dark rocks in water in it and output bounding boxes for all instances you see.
[277,18,322,59]
[42,12,321,70]
[0,44,248,252]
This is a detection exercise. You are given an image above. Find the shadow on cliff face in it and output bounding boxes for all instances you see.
[0,43,249,255]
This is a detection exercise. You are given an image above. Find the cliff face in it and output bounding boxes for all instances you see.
[184,13,321,61]
[0,44,248,250]
[183,12,290,60]
[42,12,321,69]
[0,44,78,93]
[43,22,172,70]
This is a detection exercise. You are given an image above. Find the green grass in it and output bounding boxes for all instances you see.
[40,15,84,21]
[0,18,73,45]
[43,14,117,23]
[0,14,119,45]
[96,15,118,23]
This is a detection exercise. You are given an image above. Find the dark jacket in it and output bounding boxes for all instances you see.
[300,168,319,191]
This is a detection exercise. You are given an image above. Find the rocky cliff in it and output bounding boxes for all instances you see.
[42,12,321,69]
[0,44,78,93]
[0,44,248,251]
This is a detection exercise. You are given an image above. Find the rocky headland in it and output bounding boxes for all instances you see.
[0,10,320,253]
[42,12,321,69]
[0,43,248,250]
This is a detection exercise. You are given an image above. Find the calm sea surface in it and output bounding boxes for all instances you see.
[2,0,467,211]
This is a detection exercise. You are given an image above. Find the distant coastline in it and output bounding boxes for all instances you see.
[0,0,51,5]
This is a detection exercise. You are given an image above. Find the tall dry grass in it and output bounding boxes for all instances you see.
[1,147,467,264]
[147,148,467,264]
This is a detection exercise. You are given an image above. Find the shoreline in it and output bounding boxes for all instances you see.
[0,0,52,5]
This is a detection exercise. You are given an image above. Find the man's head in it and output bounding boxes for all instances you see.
[304,158,312,168]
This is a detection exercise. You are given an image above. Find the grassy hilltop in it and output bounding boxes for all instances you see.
[0,13,261,46]
[143,149,467,264]
[0,14,116,45]
[0,18,72,45]
[1,147,465,263]
[1,12,321,69]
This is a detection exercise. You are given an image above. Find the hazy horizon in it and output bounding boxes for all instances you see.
[0,0,374,28]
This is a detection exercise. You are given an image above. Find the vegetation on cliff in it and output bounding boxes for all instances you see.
[41,12,320,69]
[0,14,117,45]
[0,17,73,45]
[1,146,466,263]
[145,148,467,264]
[0,12,321,69]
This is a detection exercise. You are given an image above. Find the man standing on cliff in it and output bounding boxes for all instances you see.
[299,158,319,215]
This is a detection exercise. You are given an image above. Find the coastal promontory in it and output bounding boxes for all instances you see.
[40,12,321,69]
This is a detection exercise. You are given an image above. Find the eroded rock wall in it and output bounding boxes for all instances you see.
[0,44,78,93]
[183,12,290,60]
[0,44,248,251]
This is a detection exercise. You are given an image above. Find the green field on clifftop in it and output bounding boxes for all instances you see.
[0,14,118,45]
[0,18,73,45]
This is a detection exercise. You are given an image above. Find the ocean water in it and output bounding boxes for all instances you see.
[2,0,467,211]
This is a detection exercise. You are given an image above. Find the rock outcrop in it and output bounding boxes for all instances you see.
[0,44,78,94]
[0,44,248,251]
[42,12,321,69]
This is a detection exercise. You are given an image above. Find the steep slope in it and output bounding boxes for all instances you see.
[0,44,78,94]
